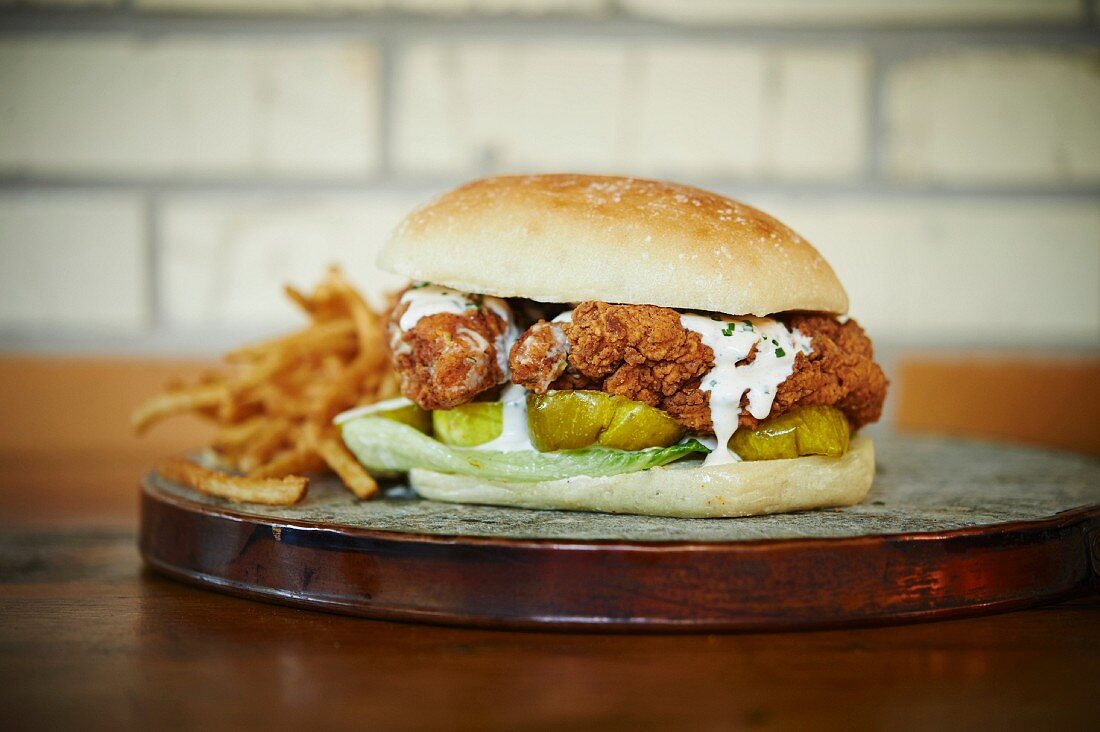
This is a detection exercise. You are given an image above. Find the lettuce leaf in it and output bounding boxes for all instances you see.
[341,416,710,482]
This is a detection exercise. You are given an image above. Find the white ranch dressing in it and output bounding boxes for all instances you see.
[486,298,520,377]
[393,284,530,451]
[396,284,518,383]
[546,310,574,365]
[680,314,814,467]
[478,382,535,452]
[398,285,475,330]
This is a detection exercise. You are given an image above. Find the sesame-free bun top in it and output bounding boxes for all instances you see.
[379,174,849,316]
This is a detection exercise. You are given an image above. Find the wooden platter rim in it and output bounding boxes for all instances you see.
[140,471,1100,550]
[139,475,1100,631]
[138,550,1089,634]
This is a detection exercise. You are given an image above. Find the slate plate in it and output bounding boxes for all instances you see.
[140,435,1100,631]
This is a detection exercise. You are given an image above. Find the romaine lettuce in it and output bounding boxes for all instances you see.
[341,416,709,482]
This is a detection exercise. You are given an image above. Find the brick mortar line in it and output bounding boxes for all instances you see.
[0,11,1098,45]
[143,196,159,334]
[2,179,1099,200]
[864,45,929,186]
[376,36,395,179]
[865,48,885,184]
[616,48,643,165]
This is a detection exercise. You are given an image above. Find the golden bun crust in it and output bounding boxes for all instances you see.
[410,437,874,518]
[380,174,848,315]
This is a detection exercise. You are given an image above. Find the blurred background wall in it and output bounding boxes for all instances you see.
[0,1,1098,459]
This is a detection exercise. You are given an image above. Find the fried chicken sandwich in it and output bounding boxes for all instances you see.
[337,175,888,518]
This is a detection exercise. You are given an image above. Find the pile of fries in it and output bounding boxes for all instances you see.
[132,267,399,505]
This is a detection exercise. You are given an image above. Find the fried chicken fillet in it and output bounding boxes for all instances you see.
[509,301,887,434]
[388,299,511,410]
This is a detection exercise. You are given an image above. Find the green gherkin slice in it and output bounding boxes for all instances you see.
[597,398,686,451]
[379,403,433,434]
[336,398,432,435]
[527,390,684,452]
[527,391,616,451]
[729,405,850,461]
[432,402,503,447]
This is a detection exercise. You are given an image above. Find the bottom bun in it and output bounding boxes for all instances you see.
[410,437,875,518]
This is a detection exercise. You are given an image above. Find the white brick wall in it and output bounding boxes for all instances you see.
[621,0,1082,25]
[0,38,379,179]
[394,43,632,174]
[0,4,1096,353]
[0,0,116,6]
[750,195,1100,345]
[10,0,1076,21]
[886,51,1100,186]
[394,43,868,179]
[392,0,604,11]
[134,0,605,13]
[630,46,767,175]
[147,189,1100,347]
[0,194,147,332]
[158,194,419,330]
[768,48,869,179]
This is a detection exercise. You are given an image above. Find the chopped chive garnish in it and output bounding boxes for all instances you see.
[775,347,786,358]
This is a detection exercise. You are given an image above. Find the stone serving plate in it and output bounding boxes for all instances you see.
[140,435,1100,631]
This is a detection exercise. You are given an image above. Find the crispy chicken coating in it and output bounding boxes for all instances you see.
[388,300,510,410]
[560,302,714,423]
[510,301,887,434]
[768,314,888,430]
[509,321,570,393]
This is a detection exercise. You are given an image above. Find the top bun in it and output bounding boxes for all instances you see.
[379,174,848,316]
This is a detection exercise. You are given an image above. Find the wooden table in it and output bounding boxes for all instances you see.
[2,356,1099,729]
[2,448,1098,731]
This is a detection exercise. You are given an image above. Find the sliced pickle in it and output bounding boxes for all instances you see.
[379,403,433,434]
[729,405,850,461]
[337,398,432,434]
[432,402,503,447]
[597,398,685,451]
[527,391,616,451]
[527,390,684,452]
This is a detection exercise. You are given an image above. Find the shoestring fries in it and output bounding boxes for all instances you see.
[133,267,398,505]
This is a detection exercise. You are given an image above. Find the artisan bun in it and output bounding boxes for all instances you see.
[380,174,848,316]
[410,438,874,519]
